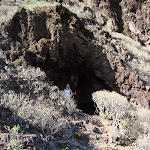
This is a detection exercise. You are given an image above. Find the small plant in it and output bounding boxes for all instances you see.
[75,130,87,140]
[24,0,32,4]
[9,138,22,150]
[92,90,141,145]
[12,124,20,134]
[5,124,23,150]
[119,121,126,130]
[63,147,69,150]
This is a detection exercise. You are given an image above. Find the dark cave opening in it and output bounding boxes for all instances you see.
[26,48,112,115]
[75,70,111,115]
[49,67,112,115]
[24,41,113,115]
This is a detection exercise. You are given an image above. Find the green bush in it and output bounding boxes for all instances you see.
[5,124,23,150]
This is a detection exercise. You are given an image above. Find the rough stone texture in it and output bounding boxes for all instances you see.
[0,1,150,150]
[0,4,149,107]
[105,50,150,107]
[0,5,113,103]
[1,0,149,44]
[85,0,150,45]
[65,0,150,45]
[121,0,150,44]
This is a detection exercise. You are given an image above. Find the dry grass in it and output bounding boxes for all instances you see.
[111,32,150,60]
[22,1,59,11]
[0,55,76,137]
[0,5,19,25]
[109,32,150,85]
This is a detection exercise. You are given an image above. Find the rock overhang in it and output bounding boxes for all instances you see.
[0,4,149,108]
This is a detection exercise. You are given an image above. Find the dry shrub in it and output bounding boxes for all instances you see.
[0,5,18,25]
[0,59,76,138]
[132,108,150,149]
[92,90,142,145]
[92,90,150,148]
[65,98,77,114]
[136,108,150,134]
[134,134,150,150]
[92,90,134,123]
[17,66,46,81]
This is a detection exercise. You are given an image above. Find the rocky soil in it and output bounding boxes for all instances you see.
[0,0,150,150]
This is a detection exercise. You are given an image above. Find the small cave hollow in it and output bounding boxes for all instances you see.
[46,66,112,115]
[75,70,111,115]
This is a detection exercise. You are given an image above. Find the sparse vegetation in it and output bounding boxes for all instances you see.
[0,0,149,149]
[0,64,76,135]
[5,124,23,150]
[0,5,18,25]
[92,90,150,148]
[109,32,150,85]
[0,53,77,149]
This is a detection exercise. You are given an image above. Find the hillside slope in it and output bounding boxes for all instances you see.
[0,0,150,150]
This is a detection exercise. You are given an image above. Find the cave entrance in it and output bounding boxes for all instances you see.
[27,51,112,115]
[27,43,112,115]
[76,71,111,115]
[76,70,111,115]
[48,66,111,115]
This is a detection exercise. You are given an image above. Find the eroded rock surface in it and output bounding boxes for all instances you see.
[0,4,149,107]
[0,1,150,149]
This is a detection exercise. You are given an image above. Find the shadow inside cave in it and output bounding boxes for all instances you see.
[76,70,112,115]
[24,44,116,115]
[46,65,112,115]
[24,40,115,115]
[4,4,117,115]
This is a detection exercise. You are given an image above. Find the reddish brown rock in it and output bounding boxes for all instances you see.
[0,4,149,107]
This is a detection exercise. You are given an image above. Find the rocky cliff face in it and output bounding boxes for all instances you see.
[0,1,149,108]
[57,0,149,43]
[0,0,150,149]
